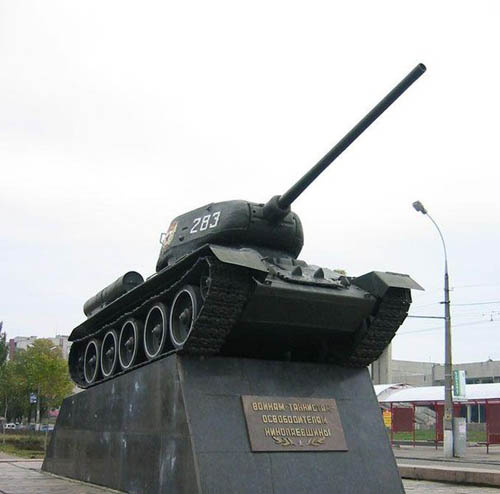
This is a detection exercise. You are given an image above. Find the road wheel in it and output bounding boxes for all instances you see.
[118,318,142,370]
[84,338,101,384]
[144,303,169,360]
[100,329,119,377]
[169,285,201,349]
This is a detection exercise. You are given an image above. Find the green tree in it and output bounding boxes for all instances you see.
[0,330,8,367]
[14,339,73,415]
[0,359,30,423]
[0,339,73,423]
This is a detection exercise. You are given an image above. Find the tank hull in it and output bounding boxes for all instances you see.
[69,244,419,388]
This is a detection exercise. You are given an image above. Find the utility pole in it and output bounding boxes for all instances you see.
[36,384,40,432]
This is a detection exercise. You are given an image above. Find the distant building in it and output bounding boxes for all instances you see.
[391,360,436,386]
[8,336,38,359]
[8,334,71,360]
[372,358,500,425]
[373,358,500,387]
[433,360,500,386]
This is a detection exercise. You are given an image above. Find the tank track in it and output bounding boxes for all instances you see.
[336,287,411,367]
[70,256,253,388]
[184,259,253,355]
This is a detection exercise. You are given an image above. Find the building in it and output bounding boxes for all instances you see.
[8,334,71,360]
[374,382,500,431]
[391,360,436,386]
[373,358,500,387]
[8,336,38,359]
[372,359,500,425]
[433,360,500,386]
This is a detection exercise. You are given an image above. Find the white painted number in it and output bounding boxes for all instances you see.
[190,218,201,234]
[209,211,221,228]
[190,211,221,234]
[200,214,210,231]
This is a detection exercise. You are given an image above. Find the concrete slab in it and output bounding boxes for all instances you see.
[395,445,500,487]
[399,463,500,487]
[403,479,500,493]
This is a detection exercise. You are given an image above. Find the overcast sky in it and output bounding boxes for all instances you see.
[1,1,499,364]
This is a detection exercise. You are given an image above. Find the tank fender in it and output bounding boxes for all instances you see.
[208,245,268,273]
[351,271,424,298]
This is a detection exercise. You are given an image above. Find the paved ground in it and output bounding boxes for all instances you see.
[0,459,120,494]
[403,479,500,492]
[395,444,500,474]
[394,443,500,467]
[1,457,499,493]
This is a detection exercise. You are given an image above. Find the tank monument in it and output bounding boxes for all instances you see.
[43,64,426,493]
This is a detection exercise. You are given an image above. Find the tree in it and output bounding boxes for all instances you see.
[14,339,74,414]
[0,339,73,423]
[0,328,7,367]
[0,362,24,422]
[0,328,13,421]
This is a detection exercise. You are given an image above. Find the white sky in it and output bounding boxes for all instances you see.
[1,1,499,364]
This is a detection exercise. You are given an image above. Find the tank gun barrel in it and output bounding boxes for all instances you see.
[263,63,426,221]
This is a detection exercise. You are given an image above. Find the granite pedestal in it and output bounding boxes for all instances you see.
[43,355,404,493]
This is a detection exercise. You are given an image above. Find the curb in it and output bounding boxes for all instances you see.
[0,458,42,463]
[398,463,500,487]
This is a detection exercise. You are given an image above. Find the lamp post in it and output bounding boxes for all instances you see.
[412,200,454,458]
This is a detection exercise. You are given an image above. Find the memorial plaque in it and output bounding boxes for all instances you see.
[241,395,347,452]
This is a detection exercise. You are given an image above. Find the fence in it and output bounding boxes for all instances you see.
[385,400,500,453]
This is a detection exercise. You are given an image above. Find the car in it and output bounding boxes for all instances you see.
[4,423,16,430]
[40,424,54,432]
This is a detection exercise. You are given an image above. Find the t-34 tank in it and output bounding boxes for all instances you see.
[69,64,426,387]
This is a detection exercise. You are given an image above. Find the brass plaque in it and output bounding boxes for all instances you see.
[241,395,347,452]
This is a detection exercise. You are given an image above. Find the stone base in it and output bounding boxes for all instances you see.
[43,355,403,493]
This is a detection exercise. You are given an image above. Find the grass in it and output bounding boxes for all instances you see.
[0,442,45,459]
[389,429,487,443]
[0,433,47,459]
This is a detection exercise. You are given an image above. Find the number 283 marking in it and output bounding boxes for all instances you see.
[190,211,221,234]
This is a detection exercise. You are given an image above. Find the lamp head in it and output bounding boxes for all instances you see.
[412,200,427,215]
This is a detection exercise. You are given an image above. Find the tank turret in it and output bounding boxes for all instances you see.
[156,64,426,271]
[68,64,426,388]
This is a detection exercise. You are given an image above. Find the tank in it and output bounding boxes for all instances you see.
[69,64,426,387]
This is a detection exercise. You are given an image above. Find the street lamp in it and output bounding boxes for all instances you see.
[412,200,454,458]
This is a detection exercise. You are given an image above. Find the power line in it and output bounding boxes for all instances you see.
[407,315,444,320]
[397,319,500,336]
[410,283,500,296]
[411,300,500,310]
[408,313,497,322]
[412,302,440,309]
[453,283,500,289]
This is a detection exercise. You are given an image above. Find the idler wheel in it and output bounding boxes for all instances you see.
[169,285,201,349]
[118,318,142,370]
[100,330,119,378]
[144,303,169,360]
[83,338,101,385]
[69,342,86,386]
